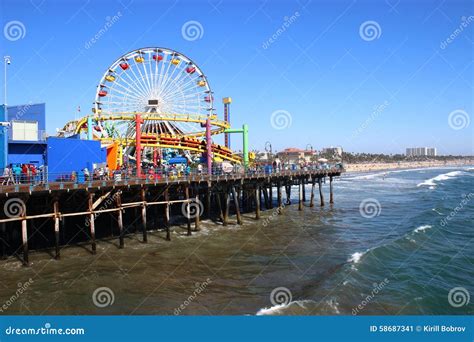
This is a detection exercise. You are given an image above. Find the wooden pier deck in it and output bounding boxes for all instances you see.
[0,168,343,265]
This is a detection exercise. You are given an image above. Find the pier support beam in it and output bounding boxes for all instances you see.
[206,182,211,219]
[262,186,270,209]
[318,177,325,207]
[116,193,124,248]
[285,184,291,205]
[302,178,306,202]
[255,185,261,219]
[194,187,200,231]
[185,185,192,236]
[1,223,6,259]
[21,217,28,266]
[164,188,170,241]
[231,186,242,225]
[329,176,334,204]
[88,192,96,254]
[309,178,315,208]
[277,181,282,214]
[216,191,224,223]
[298,179,303,211]
[268,184,273,209]
[53,200,60,259]
[141,188,148,243]
[223,188,230,226]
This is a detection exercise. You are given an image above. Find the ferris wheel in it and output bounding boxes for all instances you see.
[94,47,214,137]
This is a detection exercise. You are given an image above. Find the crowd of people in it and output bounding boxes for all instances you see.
[1,164,43,185]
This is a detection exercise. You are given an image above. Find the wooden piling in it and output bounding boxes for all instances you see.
[216,191,224,223]
[53,200,60,259]
[318,177,325,207]
[268,184,273,209]
[88,192,96,254]
[309,178,315,208]
[223,188,230,226]
[185,185,192,236]
[141,188,148,242]
[302,178,306,202]
[262,186,270,209]
[277,181,282,214]
[21,217,28,266]
[298,179,303,211]
[206,182,211,219]
[164,188,171,241]
[194,190,200,231]
[285,184,291,205]
[116,192,124,248]
[0,222,6,259]
[231,186,242,225]
[329,176,334,204]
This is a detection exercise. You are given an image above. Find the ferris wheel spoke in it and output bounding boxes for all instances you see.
[113,74,149,99]
[128,60,151,96]
[158,70,194,102]
[140,57,153,94]
[119,69,150,98]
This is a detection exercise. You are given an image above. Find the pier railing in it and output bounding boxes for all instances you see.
[0,165,344,194]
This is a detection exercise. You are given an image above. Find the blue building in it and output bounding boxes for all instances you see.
[0,102,107,180]
[5,103,47,167]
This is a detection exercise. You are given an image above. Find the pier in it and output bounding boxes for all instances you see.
[0,168,343,265]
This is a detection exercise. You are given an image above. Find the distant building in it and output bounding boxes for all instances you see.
[276,148,315,165]
[406,147,437,157]
[322,146,343,157]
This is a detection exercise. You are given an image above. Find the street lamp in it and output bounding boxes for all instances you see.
[4,56,11,107]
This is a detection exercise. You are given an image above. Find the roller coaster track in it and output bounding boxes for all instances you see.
[59,113,241,163]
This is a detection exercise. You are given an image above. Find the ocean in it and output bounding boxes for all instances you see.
[0,166,473,315]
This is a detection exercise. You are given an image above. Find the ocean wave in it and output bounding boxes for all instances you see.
[256,300,314,315]
[413,225,432,233]
[417,171,466,187]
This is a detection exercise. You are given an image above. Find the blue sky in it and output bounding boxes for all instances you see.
[0,0,473,155]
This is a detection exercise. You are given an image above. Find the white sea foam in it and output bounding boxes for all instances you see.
[256,300,312,315]
[348,251,365,264]
[417,171,465,187]
[413,225,432,233]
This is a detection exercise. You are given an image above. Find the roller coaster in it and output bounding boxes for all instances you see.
[58,47,245,171]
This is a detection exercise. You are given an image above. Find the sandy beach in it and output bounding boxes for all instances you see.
[344,159,474,173]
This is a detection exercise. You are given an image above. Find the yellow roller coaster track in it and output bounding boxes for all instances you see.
[68,112,230,137]
[59,113,241,163]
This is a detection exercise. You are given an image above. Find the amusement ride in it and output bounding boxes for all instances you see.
[58,47,249,175]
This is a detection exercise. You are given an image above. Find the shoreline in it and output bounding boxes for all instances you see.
[344,159,474,174]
